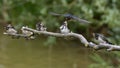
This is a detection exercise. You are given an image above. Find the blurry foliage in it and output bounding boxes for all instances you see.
[0,0,120,68]
[89,54,113,68]
[89,52,120,68]
[44,36,56,46]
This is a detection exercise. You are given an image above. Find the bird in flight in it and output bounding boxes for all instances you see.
[93,33,113,44]
[49,12,90,24]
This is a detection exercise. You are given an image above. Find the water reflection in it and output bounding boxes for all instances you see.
[0,32,92,68]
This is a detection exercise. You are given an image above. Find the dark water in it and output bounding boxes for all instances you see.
[0,31,93,68]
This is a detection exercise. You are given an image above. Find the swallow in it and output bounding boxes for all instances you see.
[21,26,35,40]
[4,23,20,39]
[49,12,90,23]
[5,23,17,34]
[60,20,70,34]
[93,33,113,44]
[36,22,47,31]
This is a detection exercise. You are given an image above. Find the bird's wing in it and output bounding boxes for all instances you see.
[71,16,90,23]
[100,34,113,44]
[49,12,72,17]
[60,25,64,30]
[49,12,62,16]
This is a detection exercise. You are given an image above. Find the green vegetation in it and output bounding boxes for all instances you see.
[0,0,120,68]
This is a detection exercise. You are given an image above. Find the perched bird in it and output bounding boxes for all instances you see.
[93,33,113,44]
[21,26,35,39]
[60,20,70,34]
[4,23,20,39]
[49,12,90,23]
[36,22,47,31]
[5,23,17,35]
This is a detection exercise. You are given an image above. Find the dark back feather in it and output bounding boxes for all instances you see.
[94,33,113,44]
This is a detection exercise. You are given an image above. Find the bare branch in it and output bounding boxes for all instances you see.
[3,32,31,38]
[23,27,89,44]
[3,27,120,51]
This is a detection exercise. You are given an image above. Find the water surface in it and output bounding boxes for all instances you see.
[0,30,92,68]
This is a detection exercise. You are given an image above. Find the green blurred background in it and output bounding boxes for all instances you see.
[0,0,120,68]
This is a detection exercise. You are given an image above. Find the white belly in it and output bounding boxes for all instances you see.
[40,27,46,31]
[7,28,17,34]
[98,37,106,43]
[22,30,33,36]
[61,28,70,34]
